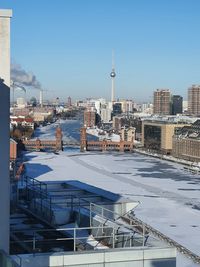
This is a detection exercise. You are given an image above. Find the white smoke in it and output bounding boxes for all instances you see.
[11,63,41,89]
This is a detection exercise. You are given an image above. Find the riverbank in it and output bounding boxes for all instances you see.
[135,148,200,174]
[86,127,200,173]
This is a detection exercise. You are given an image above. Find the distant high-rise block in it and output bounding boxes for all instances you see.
[67,96,72,107]
[153,89,171,115]
[84,110,96,127]
[113,116,122,131]
[188,85,200,116]
[172,95,183,115]
[101,104,112,123]
[112,102,122,117]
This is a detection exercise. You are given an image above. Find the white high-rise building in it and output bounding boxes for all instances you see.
[119,99,134,113]
[142,102,153,114]
[17,97,26,108]
[94,98,106,115]
[183,100,188,112]
[85,98,107,115]
[101,104,112,123]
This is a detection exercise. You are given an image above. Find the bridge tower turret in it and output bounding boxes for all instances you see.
[55,126,63,151]
[36,138,41,151]
[80,127,87,152]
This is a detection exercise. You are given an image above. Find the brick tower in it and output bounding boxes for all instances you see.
[80,127,87,152]
[55,126,63,151]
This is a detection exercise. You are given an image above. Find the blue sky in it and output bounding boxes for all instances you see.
[1,0,200,102]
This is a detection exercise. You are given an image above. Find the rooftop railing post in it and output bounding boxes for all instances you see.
[33,232,36,252]
[73,228,76,251]
[101,206,104,233]
[101,206,104,218]
[112,229,115,248]
[90,203,92,227]
[50,197,52,222]
[25,176,28,201]
[142,223,145,247]
[78,198,81,226]
[70,195,73,212]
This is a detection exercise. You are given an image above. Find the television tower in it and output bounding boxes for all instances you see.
[110,51,116,102]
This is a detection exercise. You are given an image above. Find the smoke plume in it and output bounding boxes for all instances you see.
[11,63,41,88]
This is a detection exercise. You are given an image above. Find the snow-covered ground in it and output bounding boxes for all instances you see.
[24,150,200,267]
[24,120,200,267]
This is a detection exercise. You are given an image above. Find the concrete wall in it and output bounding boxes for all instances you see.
[161,124,189,152]
[0,9,12,87]
[161,125,174,151]
[0,250,19,267]
[0,80,10,253]
[0,9,12,253]
[13,247,176,267]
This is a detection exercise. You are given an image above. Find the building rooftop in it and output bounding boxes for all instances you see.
[174,120,200,140]
[8,177,175,266]
[0,9,12,17]
[142,119,188,125]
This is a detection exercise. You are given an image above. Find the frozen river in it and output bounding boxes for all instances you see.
[26,119,200,267]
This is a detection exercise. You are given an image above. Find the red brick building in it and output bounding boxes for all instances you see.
[10,138,17,160]
[84,110,96,127]
[10,117,34,129]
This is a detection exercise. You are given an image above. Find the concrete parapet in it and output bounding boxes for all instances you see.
[14,247,176,267]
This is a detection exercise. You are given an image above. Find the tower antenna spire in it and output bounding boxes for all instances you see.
[110,50,116,102]
[112,50,115,70]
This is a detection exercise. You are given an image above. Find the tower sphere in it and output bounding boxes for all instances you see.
[110,71,116,78]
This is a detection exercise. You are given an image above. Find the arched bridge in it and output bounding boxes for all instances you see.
[23,126,64,152]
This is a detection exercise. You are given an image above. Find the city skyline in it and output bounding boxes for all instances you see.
[1,0,200,101]
[1,6,200,267]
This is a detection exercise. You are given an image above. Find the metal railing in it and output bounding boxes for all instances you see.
[89,202,148,247]
[11,225,139,253]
